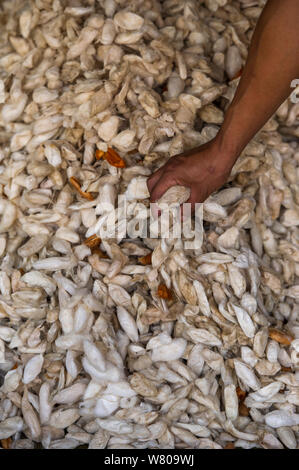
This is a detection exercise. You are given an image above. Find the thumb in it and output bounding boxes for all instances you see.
[149,175,177,203]
[181,189,197,216]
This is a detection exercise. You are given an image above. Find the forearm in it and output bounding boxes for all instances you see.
[216,0,299,163]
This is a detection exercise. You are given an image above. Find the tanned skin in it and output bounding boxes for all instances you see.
[147,0,299,210]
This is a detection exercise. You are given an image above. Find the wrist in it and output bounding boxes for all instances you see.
[214,106,249,165]
[211,132,239,171]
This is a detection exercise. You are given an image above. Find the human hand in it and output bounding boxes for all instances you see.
[147,138,237,212]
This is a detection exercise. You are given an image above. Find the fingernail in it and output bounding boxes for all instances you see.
[150,202,160,219]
